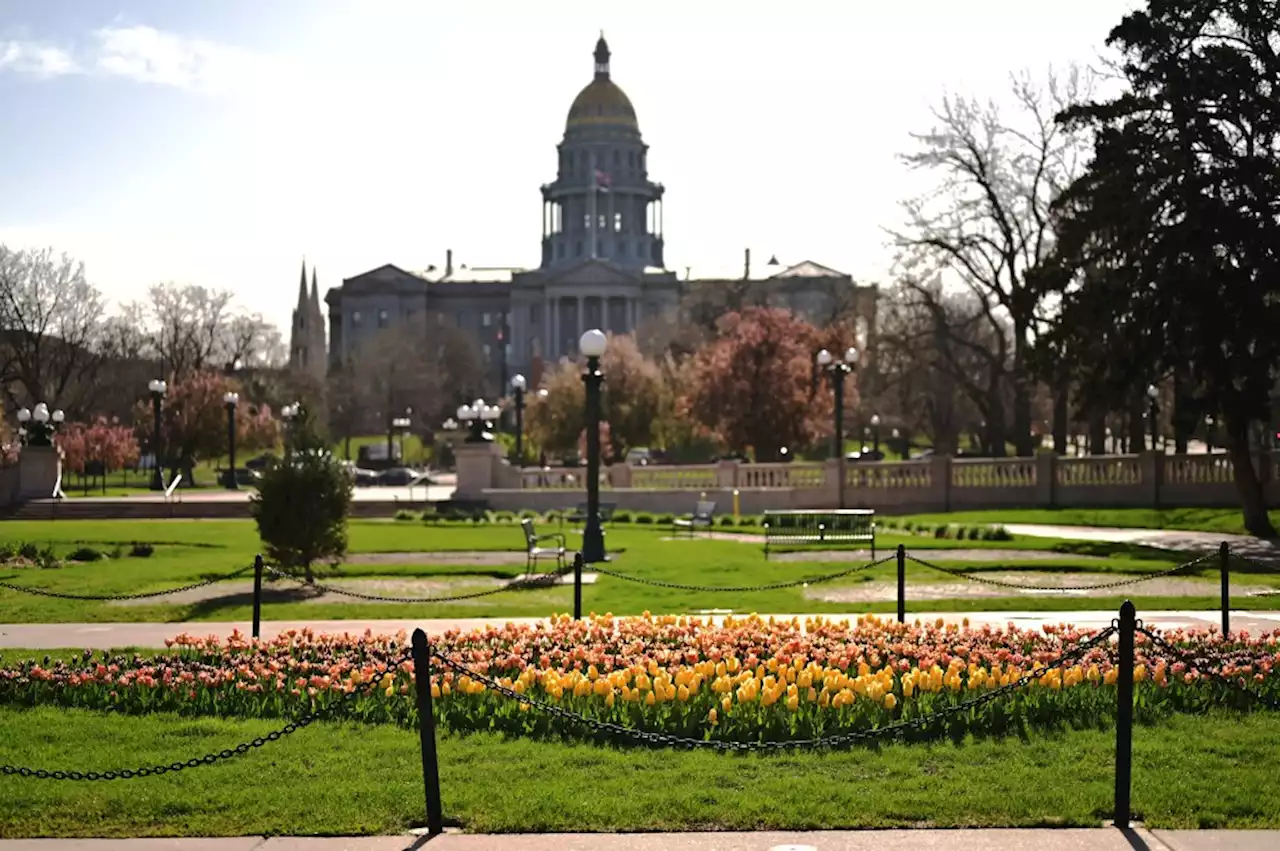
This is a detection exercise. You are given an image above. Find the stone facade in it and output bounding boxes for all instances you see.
[321,35,878,397]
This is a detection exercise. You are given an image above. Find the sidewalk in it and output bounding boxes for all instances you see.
[3,610,1279,649]
[1001,523,1280,560]
[1,828,1277,850]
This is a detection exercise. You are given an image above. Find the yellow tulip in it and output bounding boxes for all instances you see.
[721,695,733,714]
[677,684,690,702]
[430,683,441,699]
[786,694,800,712]
[708,708,718,725]
[605,690,616,708]
[645,691,656,706]
[883,693,897,710]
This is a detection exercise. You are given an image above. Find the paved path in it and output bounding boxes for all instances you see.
[4,609,1279,649]
[1001,523,1280,560]
[0,828,1276,850]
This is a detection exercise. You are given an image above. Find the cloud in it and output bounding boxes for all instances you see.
[0,25,269,95]
[0,39,79,78]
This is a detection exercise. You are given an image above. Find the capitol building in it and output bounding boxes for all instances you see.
[292,35,877,394]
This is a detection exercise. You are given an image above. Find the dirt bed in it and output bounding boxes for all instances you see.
[342,551,526,566]
[806,572,1275,603]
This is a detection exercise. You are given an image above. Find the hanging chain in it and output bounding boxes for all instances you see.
[591,555,895,593]
[0,565,256,601]
[263,564,568,603]
[906,551,1216,592]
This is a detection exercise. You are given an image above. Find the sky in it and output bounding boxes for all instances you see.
[0,0,1136,333]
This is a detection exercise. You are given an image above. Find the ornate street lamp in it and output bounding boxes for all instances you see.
[391,414,412,464]
[816,346,859,509]
[510,374,527,464]
[457,399,500,443]
[147,379,167,490]
[580,328,608,563]
[17,403,63,447]
[891,427,901,459]
[223,392,240,490]
[281,402,301,460]
[870,413,882,455]
[1205,415,1216,454]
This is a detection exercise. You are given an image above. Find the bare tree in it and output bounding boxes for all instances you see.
[891,67,1093,455]
[147,283,235,379]
[222,312,286,369]
[0,245,107,415]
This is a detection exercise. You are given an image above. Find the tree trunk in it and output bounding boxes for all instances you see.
[1128,397,1146,454]
[1052,383,1069,455]
[1088,411,1107,455]
[304,561,315,584]
[1224,415,1276,537]
[1012,332,1034,456]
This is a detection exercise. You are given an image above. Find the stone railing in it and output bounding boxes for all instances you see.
[475,448,1279,514]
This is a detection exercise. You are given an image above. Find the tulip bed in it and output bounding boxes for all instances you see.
[3,614,1277,746]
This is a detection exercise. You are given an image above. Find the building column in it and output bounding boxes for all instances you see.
[577,295,585,340]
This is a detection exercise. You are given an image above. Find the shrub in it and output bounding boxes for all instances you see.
[655,513,674,525]
[491,510,517,524]
[986,525,1013,542]
[0,541,17,561]
[718,515,736,527]
[37,546,59,569]
[129,543,154,558]
[518,509,539,520]
[67,546,103,562]
[109,545,124,560]
[250,409,353,583]
[19,543,39,560]
[613,510,632,523]
[635,513,655,525]
[933,525,949,539]
[394,510,416,521]
[738,515,758,527]
[420,508,441,524]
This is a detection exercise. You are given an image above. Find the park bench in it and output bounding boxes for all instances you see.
[563,502,617,528]
[520,518,568,572]
[672,500,717,537]
[762,509,876,559]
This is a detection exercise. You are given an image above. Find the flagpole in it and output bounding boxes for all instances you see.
[589,151,597,260]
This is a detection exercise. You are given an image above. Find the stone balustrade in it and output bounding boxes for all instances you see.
[471,449,1279,514]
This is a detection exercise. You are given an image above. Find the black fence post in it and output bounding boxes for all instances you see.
[251,554,263,640]
[411,628,444,837]
[896,544,906,624]
[1115,600,1136,829]
[573,552,584,621]
[1219,542,1230,636]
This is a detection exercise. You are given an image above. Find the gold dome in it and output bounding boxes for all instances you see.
[566,79,638,130]
[564,33,638,131]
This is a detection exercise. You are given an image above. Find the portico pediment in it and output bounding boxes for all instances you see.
[545,259,638,287]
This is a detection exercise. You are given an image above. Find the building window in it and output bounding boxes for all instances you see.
[505,343,512,359]
[617,240,626,256]
[614,212,622,232]
[628,150,635,168]
[583,214,590,230]
[530,304,540,323]
[352,311,362,326]
[567,151,573,169]
[558,242,566,258]
[457,311,468,327]
[483,344,491,359]
[575,240,583,257]
[482,312,492,327]
[613,149,620,166]
[378,309,389,328]
[598,214,606,229]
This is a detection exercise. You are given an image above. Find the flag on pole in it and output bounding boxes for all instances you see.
[594,169,612,191]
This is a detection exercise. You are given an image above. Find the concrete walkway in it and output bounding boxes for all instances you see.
[0,828,1277,850]
[1001,523,1280,561]
[3,609,1279,649]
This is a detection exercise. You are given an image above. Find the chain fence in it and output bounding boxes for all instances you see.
[262,563,569,604]
[590,554,895,593]
[905,551,1218,593]
[1227,551,1280,574]
[0,564,256,601]
[0,649,412,781]
[427,627,1117,751]
[1135,625,1280,711]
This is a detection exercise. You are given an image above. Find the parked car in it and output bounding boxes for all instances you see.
[245,453,278,470]
[352,467,380,486]
[218,468,261,487]
[376,466,432,486]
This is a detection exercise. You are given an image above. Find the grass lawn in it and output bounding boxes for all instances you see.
[900,507,1280,537]
[0,519,1269,624]
[0,706,1276,835]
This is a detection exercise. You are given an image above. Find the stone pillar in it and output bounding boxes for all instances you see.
[549,297,558,360]
[716,460,738,489]
[822,458,842,509]
[1035,451,1057,507]
[16,445,62,501]
[611,462,632,489]
[454,442,505,501]
[1140,451,1163,507]
[929,455,953,512]
[577,295,585,339]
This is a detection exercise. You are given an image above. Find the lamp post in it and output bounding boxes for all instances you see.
[391,415,412,464]
[147,379,167,490]
[1146,384,1160,452]
[457,399,499,443]
[1205,415,1216,454]
[891,427,901,460]
[816,346,859,509]
[17,403,64,447]
[870,414,881,455]
[510,374,527,464]
[281,402,301,460]
[580,328,608,563]
[223,392,239,490]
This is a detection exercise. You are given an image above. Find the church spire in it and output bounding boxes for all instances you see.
[297,259,308,306]
[310,266,320,310]
[594,32,610,80]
